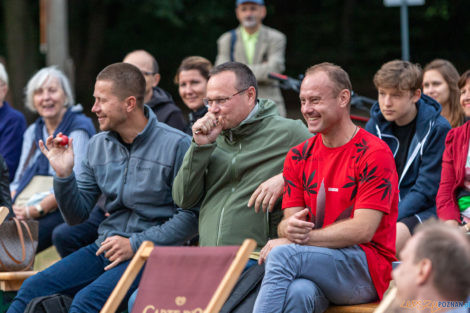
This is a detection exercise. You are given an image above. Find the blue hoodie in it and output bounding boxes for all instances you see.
[365,94,451,221]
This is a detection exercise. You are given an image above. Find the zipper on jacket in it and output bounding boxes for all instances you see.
[216,207,225,246]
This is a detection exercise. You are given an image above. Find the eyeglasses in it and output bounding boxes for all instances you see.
[203,88,249,107]
[141,71,157,76]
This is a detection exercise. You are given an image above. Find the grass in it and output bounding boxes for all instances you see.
[33,246,61,271]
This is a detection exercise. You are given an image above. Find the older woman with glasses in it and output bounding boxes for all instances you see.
[10,66,95,253]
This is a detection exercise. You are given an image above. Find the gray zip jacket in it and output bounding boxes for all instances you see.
[54,107,198,252]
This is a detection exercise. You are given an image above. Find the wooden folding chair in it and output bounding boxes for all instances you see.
[0,207,37,292]
[101,238,256,313]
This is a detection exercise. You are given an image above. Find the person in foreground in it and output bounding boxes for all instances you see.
[6,63,198,313]
[172,61,311,254]
[253,62,399,313]
[392,221,470,313]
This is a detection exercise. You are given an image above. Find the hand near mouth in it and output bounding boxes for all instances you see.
[192,112,223,145]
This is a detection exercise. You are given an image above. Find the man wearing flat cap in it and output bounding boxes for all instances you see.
[215,0,287,116]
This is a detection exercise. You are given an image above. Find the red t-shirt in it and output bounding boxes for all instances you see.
[282,128,398,299]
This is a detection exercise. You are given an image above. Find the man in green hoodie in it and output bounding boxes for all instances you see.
[172,61,311,258]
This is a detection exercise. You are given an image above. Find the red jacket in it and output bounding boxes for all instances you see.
[436,121,470,221]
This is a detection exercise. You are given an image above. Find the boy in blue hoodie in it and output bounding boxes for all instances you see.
[365,60,451,255]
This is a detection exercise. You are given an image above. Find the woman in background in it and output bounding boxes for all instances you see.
[174,56,212,134]
[10,66,95,253]
[423,59,464,128]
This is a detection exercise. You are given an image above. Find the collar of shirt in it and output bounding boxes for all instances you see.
[240,27,260,64]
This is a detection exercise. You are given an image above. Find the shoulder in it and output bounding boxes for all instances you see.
[261,25,286,39]
[151,120,190,144]
[217,30,233,44]
[358,129,394,158]
[445,121,470,144]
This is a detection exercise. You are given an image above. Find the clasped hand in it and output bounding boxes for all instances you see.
[192,112,223,145]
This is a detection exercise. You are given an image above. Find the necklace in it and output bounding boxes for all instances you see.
[349,126,358,141]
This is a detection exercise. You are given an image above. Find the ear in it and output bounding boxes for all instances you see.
[412,88,421,103]
[247,86,257,105]
[338,89,351,108]
[152,73,161,87]
[125,96,138,113]
[416,258,432,286]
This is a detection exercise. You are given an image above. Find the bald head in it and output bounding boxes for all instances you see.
[123,50,160,103]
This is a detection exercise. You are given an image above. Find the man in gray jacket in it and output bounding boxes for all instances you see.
[215,0,287,116]
[7,63,198,313]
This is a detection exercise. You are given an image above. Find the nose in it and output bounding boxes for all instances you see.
[382,95,392,107]
[91,100,99,113]
[208,103,220,113]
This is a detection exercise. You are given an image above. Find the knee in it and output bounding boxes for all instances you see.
[267,244,292,264]
[285,279,328,313]
[52,223,67,245]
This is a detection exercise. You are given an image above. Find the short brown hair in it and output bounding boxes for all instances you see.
[374,60,422,91]
[305,62,352,97]
[458,70,470,89]
[174,56,213,84]
[96,62,145,108]
[414,220,470,301]
[210,62,258,98]
[424,59,463,128]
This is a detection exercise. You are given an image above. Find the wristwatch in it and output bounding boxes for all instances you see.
[35,204,45,217]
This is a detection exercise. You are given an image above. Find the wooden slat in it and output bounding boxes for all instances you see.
[100,241,154,313]
[0,206,9,224]
[205,239,256,313]
[0,271,37,291]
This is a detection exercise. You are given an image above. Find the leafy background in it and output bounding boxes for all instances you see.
[1,0,468,122]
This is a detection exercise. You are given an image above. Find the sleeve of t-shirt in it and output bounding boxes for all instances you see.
[354,146,398,214]
[282,143,306,209]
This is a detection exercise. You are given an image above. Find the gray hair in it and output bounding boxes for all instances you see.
[0,63,8,85]
[24,66,74,112]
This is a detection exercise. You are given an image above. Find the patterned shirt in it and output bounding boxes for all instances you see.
[282,128,399,299]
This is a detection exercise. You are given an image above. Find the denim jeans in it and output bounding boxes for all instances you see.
[52,205,105,257]
[37,209,65,253]
[7,243,141,313]
[253,244,378,313]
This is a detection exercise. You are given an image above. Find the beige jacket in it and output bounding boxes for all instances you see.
[215,25,287,116]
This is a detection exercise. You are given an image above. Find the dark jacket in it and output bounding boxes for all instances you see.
[0,101,27,181]
[0,154,12,211]
[186,106,208,135]
[147,87,187,132]
[365,94,451,221]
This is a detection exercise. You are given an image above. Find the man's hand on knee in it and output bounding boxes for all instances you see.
[285,209,314,244]
[248,173,284,213]
[259,238,292,265]
[96,235,134,270]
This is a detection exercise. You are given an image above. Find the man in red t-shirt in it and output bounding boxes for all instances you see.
[253,63,399,313]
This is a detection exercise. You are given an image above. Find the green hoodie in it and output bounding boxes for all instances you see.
[172,99,311,251]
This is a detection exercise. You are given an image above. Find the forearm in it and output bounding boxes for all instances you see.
[172,141,216,208]
[53,172,98,225]
[129,208,199,251]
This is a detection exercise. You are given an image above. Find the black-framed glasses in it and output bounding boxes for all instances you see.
[203,88,249,107]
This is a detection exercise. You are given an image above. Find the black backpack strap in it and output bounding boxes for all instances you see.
[230,28,237,62]
[220,263,265,313]
[24,294,73,313]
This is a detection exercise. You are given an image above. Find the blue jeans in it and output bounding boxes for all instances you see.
[253,244,378,313]
[37,209,65,253]
[52,205,105,257]
[7,243,141,313]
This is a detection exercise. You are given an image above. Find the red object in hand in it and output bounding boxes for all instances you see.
[58,134,69,146]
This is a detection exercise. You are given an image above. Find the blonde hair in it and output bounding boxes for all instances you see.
[374,60,422,91]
